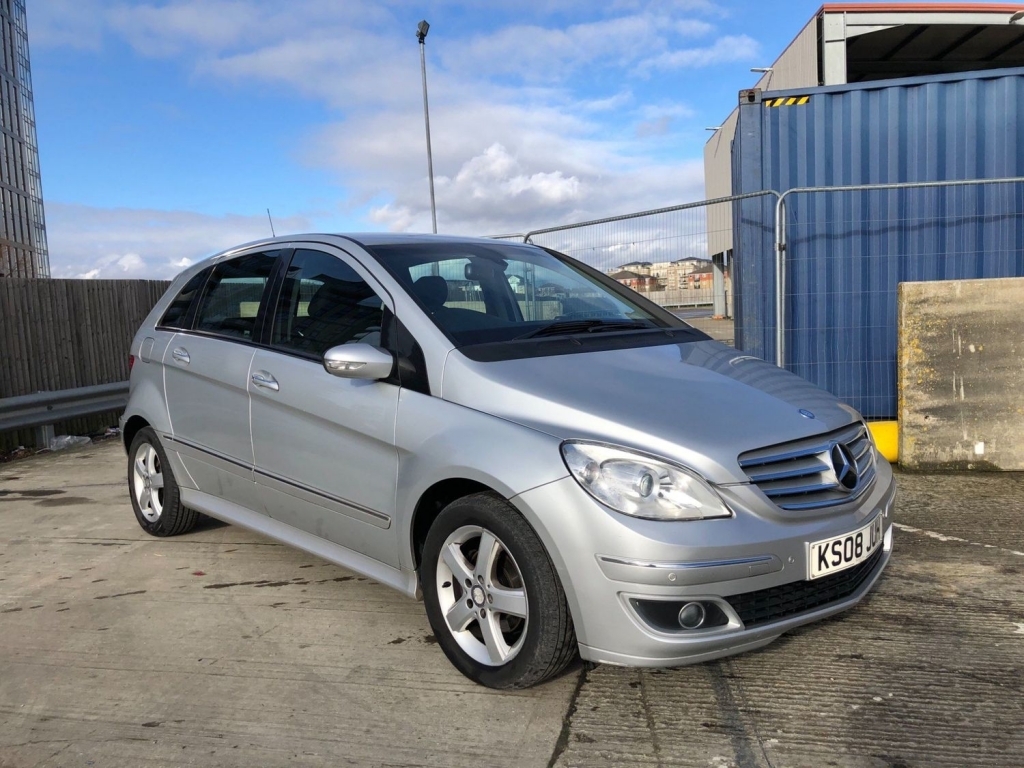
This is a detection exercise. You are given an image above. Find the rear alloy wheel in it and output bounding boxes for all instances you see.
[128,427,199,537]
[132,441,165,523]
[421,493,577,689]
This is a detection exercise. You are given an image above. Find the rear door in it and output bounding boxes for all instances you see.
[248,246,401,566]
[163,249,281,512]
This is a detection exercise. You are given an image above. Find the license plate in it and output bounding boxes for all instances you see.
[807,514,884,580]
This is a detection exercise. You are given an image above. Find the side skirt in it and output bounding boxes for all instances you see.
[180,488,421,599]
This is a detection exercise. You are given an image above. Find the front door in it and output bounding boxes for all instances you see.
[248,247,400,567]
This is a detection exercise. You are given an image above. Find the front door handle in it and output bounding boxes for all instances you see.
[171,347,190,365]
[251,372,280,392]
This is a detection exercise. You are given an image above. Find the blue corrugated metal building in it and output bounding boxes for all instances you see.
[733,67,1024,419]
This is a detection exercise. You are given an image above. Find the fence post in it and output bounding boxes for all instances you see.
[774,193,788,368]
[34,424,54,448]
[711,252,727,318]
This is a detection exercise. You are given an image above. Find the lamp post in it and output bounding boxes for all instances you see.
[417,20,437,234]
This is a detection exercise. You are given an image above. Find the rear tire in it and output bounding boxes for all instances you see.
[128,427,198,537]
[420,492,578,689]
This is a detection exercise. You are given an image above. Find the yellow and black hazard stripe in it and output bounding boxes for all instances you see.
[764,96,811,107]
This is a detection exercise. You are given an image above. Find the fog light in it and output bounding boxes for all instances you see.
[678,602,706,629]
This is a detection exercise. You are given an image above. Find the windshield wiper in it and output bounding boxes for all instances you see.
[513,318,651,340]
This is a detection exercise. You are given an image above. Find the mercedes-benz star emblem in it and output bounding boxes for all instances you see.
[830,442,859,491]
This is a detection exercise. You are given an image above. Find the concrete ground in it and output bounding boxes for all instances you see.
[671,309,735,346]
[1,441,1022,768]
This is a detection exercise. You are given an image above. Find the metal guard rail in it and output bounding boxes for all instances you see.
[0,382,129,433]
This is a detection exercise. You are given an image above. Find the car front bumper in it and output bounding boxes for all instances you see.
[510,457,896,667]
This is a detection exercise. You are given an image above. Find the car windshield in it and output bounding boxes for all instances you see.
[365,242,685,347]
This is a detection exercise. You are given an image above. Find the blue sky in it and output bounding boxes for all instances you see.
[29,0,834,278]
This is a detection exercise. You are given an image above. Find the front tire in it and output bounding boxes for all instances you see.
[128,427,198,537]
[420,492,578,689]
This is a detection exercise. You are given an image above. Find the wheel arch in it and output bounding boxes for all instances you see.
[122,414,151,452]
[410,477,495,569]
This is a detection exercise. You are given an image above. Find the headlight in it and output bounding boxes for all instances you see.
[561,441,732,521]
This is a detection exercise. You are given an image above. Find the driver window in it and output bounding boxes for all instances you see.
[271,249,386,358]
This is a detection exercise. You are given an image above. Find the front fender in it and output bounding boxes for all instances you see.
[394,389,568,571]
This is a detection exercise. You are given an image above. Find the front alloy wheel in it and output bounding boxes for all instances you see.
[420,492,577,689]
[436,525,529,666]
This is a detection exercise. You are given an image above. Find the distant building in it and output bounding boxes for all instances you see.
[608,258,711,291]
[617,261,653,273]
[1,0,49,278]
[650,258,709,290]
[608,269,660,292]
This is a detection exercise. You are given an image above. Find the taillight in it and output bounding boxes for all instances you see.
[128,354,136,372]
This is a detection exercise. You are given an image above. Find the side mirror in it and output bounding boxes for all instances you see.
[323,343,394,380]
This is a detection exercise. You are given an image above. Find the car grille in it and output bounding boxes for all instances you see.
[737,423,876,511]
[725,546,884,628]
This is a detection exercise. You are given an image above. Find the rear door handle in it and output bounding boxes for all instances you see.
[171,347,190,365]
[251,372,280,392]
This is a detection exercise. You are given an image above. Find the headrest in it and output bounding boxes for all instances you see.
[412,275,448,311]
[307,278,368,318]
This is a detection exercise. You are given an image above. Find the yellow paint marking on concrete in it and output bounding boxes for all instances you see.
[868,421,899,463]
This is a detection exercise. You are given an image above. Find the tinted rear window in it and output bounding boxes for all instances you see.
[158,269,210,330]
[193,251,279,340]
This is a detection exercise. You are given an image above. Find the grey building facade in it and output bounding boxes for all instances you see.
[1,0,48,278]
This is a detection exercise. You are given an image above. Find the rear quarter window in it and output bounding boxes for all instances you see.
[158,269,211,330]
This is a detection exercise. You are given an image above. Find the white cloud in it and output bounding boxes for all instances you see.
[116,253,145,272]
[440,14,716,82]
[35,0,748,254]
[107,0,395,56]
[577,91,634,113]
[46,202,310,280]
[27,0,107,50]
[636,116,672,137]
[639,34,760,71]
[369,140,706,238]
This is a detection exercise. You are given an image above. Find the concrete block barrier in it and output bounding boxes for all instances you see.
[898,276,1024,470]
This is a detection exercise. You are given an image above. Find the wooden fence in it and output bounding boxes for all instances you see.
[1,278,171,450]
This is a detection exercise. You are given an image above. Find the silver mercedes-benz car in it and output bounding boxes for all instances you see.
[121,234,894,689]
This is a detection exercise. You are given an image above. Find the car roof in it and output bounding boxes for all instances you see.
[222,232,529,253]
[176,233,536,283]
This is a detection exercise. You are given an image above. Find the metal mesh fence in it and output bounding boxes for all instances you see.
[516,194,777,310]
[779,179,1024,420]
[489,179,1024,421]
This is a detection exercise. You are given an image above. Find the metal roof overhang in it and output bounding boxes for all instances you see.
[845,22,1024,80]
[816,3,1024,82]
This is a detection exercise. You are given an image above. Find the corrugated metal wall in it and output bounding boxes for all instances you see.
[733,67,1024,418]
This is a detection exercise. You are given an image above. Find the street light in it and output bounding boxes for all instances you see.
[417,20,437,234]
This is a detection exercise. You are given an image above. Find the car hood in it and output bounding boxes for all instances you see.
[440,339,861,485]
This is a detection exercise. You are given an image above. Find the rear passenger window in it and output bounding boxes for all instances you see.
[159,269,210,329]
[271,249,385,357]
[194,252,278,340]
